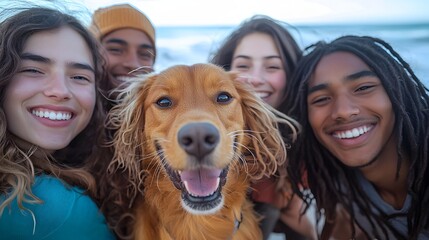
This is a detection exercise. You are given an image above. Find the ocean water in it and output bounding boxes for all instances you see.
[154,23,429,87]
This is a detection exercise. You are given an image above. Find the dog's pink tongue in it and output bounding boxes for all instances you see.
[180,168,222,197]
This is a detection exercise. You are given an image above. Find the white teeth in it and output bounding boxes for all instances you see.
[334,125,372,139]
[255,92,269,98]
[32,110,72,120]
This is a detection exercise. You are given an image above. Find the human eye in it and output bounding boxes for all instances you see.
[313,97,329,105]
[265,60,283,72]
[233,63,249,70]
[70,71,94,84]
[106,46,124,55]
[351,72,381,94]
[355,84,376,93]
[266,65,282,72]
[71,75,94,85]
[72,75,90,82]
[231,61,250,71]
[138,49,154,61]
[17,65,45,77]
[308,93,330,106]
[19,68,43,74]
[236,64,249,69]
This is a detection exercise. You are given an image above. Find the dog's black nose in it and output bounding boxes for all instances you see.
[178,122,220,158]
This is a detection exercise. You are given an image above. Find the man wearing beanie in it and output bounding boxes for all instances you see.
[90,3,156,91]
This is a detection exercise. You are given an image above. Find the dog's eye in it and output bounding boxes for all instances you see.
[156,97,172,108]
[217,92,232,104]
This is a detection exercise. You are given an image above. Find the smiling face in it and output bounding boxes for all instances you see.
[101,28,155,83]
[113,64,288,223]
[307,51,396,168]
[231,32,286,108]
[3,27,96,152]
[143,65,245,211]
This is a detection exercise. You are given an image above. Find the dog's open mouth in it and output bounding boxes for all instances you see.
[179,167,228,214]
[156,142,228,214]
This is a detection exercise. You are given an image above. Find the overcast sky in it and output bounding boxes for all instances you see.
[81,0,429,26]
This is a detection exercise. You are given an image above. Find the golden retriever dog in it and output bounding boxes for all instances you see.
[108,63,299,240]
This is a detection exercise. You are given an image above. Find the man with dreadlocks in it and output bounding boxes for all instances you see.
[280,35,429,239]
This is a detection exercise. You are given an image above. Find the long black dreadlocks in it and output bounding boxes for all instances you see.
[280,35,429,239]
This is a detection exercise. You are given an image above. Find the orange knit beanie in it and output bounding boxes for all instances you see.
[90,4,155,47]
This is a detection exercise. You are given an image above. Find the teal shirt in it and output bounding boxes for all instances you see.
[0,175,116,240]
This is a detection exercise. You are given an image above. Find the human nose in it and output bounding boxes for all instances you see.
[247,68,266,85]
[43,73,72,100]
[331,95,359,121]
[123,52,140,72]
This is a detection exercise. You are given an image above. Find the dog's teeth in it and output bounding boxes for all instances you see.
[184,181,190,193]
[183,181,198,197]
[183,177,221,197]
[185,181,202,197]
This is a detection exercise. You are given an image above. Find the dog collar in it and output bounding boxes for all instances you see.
[230,211,242,239]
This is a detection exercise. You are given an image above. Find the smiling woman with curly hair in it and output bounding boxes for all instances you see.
[0,4,114,239]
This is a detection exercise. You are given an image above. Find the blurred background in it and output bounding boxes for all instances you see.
[80,0,429,86]
[2,0,428,85]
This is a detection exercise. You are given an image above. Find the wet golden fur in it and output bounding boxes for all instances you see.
[108,63,299,239]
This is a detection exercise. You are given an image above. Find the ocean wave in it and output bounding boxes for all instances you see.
[154,24,429,85]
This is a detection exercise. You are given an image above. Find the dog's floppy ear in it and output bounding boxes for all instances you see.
[106,75,157,197]
[233,78,300,180]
